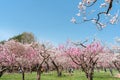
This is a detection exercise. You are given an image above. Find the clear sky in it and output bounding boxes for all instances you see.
[0,0,120,45]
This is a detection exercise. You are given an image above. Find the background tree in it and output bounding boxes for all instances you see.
[9,32,35,44]
[0,44,7,77]
[0,40,6,44]
[0,42,16,78]
[0,40,39,80]
[31,42,51,80]
[49,49,67,77]
[97,48,114,76]
[112,45,120,73]
[4,40,27,80]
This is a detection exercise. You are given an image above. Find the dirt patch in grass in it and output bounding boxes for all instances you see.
[115,74,120,78]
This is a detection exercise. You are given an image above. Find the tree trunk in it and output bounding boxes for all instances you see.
[104,68,107,72]
[37,69,42,80]
[0,70,4,77]
[21,67,25,80]
[109,68,113,76]
[113,62,120,73]
[85,68,94,80]
[57,70,62,77]
[85,72,93,80]
[0,67,7,77]
[88,73,93,80]
[45,61,49,73]
[36,66,42,80]
[22,71,25,80]
[86,73,88,78]
[51,60,62,77]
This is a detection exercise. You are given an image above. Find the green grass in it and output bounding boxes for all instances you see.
[0,70,120,80]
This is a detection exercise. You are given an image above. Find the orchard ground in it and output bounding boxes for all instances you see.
[1,70,120,80]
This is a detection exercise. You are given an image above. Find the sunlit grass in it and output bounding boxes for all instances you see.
[0,70,120,80]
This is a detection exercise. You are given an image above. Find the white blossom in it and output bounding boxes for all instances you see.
[78,2,86,10]
[82,0,96,4]
[76,13,81,16]
[86,0,91,4]
[91,19,96,23]
[83,17,87,20]
[107,13,111,17]
[98,22,106,28]
[110,12,119,24]
[115,37,120,42]
[71,17,76,23]
[101,23,106,28]
[100,3,107,8]
[105,0,111,3]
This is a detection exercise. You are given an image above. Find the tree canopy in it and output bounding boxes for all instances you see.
[9,32,35,44]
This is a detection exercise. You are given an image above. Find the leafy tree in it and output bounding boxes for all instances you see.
[0,40,6,44]
[9,32,35,44]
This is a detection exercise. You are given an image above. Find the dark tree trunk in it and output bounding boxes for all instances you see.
[113,62,120,73]
[0,70,4,77]
[22,71,25,80]
[84,66,94,80]
[57,70,62,77]
[87,72,94,80]
[0,67,7,77]
[55,66,62,77]
[51,60,62,77]
[37,70,41,80]
[36,66,42,80]
[85,72,93,80]
[86,73,88,78]
[104,68,107,72]
[37,71,40,80]
[21,67,25,80]
[45,61,49,72]
[109,68,113,76]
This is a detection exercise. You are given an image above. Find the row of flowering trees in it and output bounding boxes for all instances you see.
[0,39,120,80]
[0,40,52,80]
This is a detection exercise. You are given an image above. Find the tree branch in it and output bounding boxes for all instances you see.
[107,0,113,14]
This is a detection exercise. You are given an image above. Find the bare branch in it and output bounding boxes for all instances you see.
[86,0,97,7]
[107,0,113,14]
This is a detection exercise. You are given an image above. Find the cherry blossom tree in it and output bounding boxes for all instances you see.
[0,40,37,80]
[0,44,8,77]
[111,45,120,73]
[0,40,55,80]
[31,42,52,80]
[3,40,28,80]
[0,43,16,77]
[49,48,69,76]
[71,0,120,30]
[97,48,114,75]
[59,41,104,80]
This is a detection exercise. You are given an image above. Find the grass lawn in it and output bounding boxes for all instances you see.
[0,70,120,80]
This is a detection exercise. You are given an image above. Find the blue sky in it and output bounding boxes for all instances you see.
[0,0,120,45]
